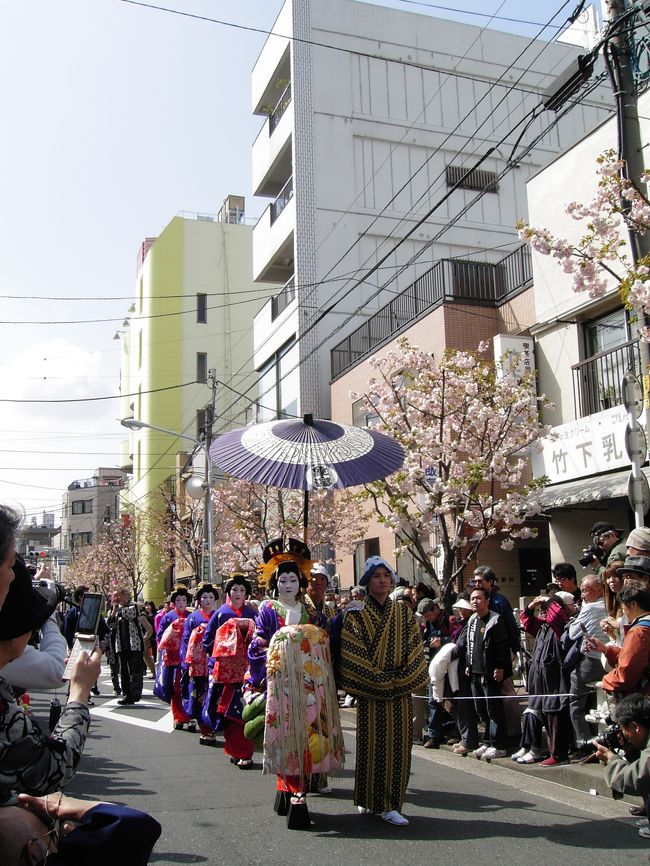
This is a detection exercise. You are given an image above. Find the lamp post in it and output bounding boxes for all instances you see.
[120,417,214,586]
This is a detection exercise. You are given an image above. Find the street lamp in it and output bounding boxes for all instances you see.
[120,417,214,586]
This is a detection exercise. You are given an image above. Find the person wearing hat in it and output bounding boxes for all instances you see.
[0,507,101,801]
[449,595,480,756]
[515,590,577,766]
[627,527,650,557]
[246,538,344,829]
[304,563,333,629]
[588,521,628,576]
[338,556,428,826]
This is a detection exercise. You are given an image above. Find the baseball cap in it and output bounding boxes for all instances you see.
[416,598,439,615]
[554,591,577,606]
[310,563,329,577]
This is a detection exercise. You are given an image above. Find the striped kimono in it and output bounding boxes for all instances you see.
[339,595,428,813]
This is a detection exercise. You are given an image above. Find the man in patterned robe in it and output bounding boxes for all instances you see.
[338,556,428,826]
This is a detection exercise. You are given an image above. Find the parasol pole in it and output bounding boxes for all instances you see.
[303,413,314,543]
[303,489,309,543]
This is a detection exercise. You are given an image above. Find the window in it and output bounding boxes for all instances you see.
[573,308,639,416]
[71,499,93,515]
[197,352,208,384]
[352,397,379,429]
[71,531,92,547]
[446,164,499,192]
[256,339,299,421]
[197,293,207,324]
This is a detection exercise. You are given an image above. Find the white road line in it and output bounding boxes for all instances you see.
[89,697,175,732]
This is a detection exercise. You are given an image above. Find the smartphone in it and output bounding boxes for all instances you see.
[63,592,103,680]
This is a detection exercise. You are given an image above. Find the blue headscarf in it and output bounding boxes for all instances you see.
[359,556,396,588]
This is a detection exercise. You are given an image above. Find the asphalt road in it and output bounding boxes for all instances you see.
[31,667,649,865]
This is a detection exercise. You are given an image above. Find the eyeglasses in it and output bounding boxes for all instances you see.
[20,819,59,865]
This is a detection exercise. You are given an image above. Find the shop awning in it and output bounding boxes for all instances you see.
[537,467,650,509]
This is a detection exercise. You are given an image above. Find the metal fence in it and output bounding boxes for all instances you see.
[271,276,296,321]
[270,176,293,225]
[572,338,641,417]
[331,245,532,378]
[269,83,292,135]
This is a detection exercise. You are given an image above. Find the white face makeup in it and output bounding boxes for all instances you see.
[199,592,215,612]
[174,596,188,613]
[229,584,246,609]
[277,571,301,604]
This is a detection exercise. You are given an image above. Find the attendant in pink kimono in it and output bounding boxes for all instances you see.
[157,586,194,731]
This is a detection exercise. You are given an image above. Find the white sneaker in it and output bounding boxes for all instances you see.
[517,750,544,764]
[343,695,356,707]
[472,745,489,758]
[381,810,409,826]
[483,747,507,760]
[357,806,372,814]
[511,747,527,761]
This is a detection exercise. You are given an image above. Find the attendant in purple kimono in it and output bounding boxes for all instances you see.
[156,586,194,731]
[180,583,218,745]
[202,573,257,764]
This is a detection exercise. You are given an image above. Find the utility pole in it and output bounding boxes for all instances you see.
[605,0,650,526]
[202,369,218,584]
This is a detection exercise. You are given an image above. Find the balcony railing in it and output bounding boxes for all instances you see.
[269,83,292,135]
[331,244,532,379]
[572,338,641,417]
[270,176,293,225]
[271,276,296,321]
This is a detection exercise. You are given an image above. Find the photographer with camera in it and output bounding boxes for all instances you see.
[594,693,650,839]
[0,505,101,803]
[581,521,627,576]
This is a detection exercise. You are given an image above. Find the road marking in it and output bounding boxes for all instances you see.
[90,686,175,732]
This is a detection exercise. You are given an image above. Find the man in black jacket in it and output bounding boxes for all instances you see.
[467,587,512,760]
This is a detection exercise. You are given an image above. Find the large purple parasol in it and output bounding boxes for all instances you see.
[209,414,404,491]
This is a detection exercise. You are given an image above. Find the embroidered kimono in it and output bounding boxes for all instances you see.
[202,617,256,760]
[338,595,428,812]
[156,612,191,724]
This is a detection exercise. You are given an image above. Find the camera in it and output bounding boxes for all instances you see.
[594,722,622,751]
[579,543,604,568]
[32,578,67,607]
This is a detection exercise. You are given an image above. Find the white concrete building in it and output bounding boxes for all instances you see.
[250,0,613,421]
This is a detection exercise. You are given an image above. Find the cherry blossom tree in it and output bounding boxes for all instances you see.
[518,149,650,335]
[209,478,369,575]
[62,508,172,600]
[354,339,552,604]
[159,486,204,579]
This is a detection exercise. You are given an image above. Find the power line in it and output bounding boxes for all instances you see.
[0,380,201,404]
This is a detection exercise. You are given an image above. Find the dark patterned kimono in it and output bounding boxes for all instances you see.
[339,595,428,813]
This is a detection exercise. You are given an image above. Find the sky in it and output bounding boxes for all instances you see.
[0,0,602,526]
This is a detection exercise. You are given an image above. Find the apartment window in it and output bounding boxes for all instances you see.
[572,308,640,417]
[197,352,208,384]
[257,339,299,422]
[71,499,93,515]
[197,293,207,324]
[197,408,207,440]
[352,397,379,429]
[446,164,499,192]
[71,531,92,547]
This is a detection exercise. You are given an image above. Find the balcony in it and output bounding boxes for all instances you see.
[271,276,296,321]
[270,176,293,225]
[269,83,291,134]
[331,245,532,379]
[572,338,641,417]
[253,193,295,284]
